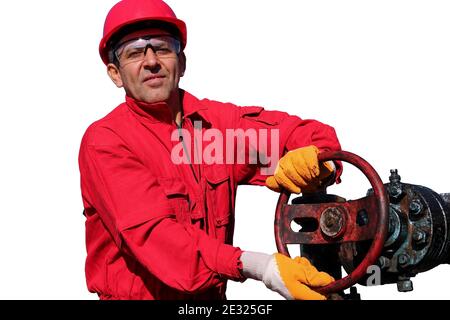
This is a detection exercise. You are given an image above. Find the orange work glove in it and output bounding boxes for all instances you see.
[240,252,334,300]
[278,254,334,300]
[266,145,335,194]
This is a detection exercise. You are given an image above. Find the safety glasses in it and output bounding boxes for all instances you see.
[114,35,181,66]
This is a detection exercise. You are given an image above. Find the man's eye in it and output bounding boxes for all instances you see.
[125,48,145,58]
[154,46,172,54]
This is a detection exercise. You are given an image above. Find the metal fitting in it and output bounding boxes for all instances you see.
[397,253,410,267]
[389,169,401,183]
[320,207,346,238]
[412,229,427,244]
[389,185,403,199]
[388,169,403,199]
[378,256,391,269]
[409,200,423,218]
[397,277,414,292]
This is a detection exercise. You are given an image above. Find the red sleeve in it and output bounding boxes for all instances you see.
[79,125,244,294]
[232,106,343,185]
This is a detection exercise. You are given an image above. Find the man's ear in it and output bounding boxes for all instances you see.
[179,52,186,77]
[107,63,123,88]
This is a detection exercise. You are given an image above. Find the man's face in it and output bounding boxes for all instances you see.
[107,28,186,104]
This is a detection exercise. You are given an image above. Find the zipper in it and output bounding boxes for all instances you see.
[177,117,199,184]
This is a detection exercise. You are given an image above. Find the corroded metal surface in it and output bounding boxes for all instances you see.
[279,195,378,245]
[340,179,450,292]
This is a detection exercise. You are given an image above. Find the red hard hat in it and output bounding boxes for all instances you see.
[99,0,187,65]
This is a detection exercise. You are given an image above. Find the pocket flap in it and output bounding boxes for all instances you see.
[240,106,264,117]
[241,106,280,125]
[204,165,230,185]
[158,177,188,197]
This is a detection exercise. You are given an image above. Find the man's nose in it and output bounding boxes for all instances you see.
[142,45,159,67]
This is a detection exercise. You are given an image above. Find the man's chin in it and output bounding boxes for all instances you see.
[141,91,171,104]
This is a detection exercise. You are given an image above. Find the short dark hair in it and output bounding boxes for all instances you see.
[107,20,182,65]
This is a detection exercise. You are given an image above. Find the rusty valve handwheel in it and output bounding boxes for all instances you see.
[274,150,389,295]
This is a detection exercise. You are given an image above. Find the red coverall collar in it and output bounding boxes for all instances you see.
[125,90,210,124]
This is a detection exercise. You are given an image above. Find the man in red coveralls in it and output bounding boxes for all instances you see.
[79,0,343,300]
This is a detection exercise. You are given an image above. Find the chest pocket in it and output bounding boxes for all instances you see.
[204,165,232,241]
[158,177,190,225]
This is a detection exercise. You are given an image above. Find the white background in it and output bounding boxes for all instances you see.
[0,0,449,300]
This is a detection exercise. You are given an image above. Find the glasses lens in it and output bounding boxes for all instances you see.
[115,36,181,65]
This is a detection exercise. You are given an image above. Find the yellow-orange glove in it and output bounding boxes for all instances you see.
[266,145,335,194]
[240,252,334,300]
